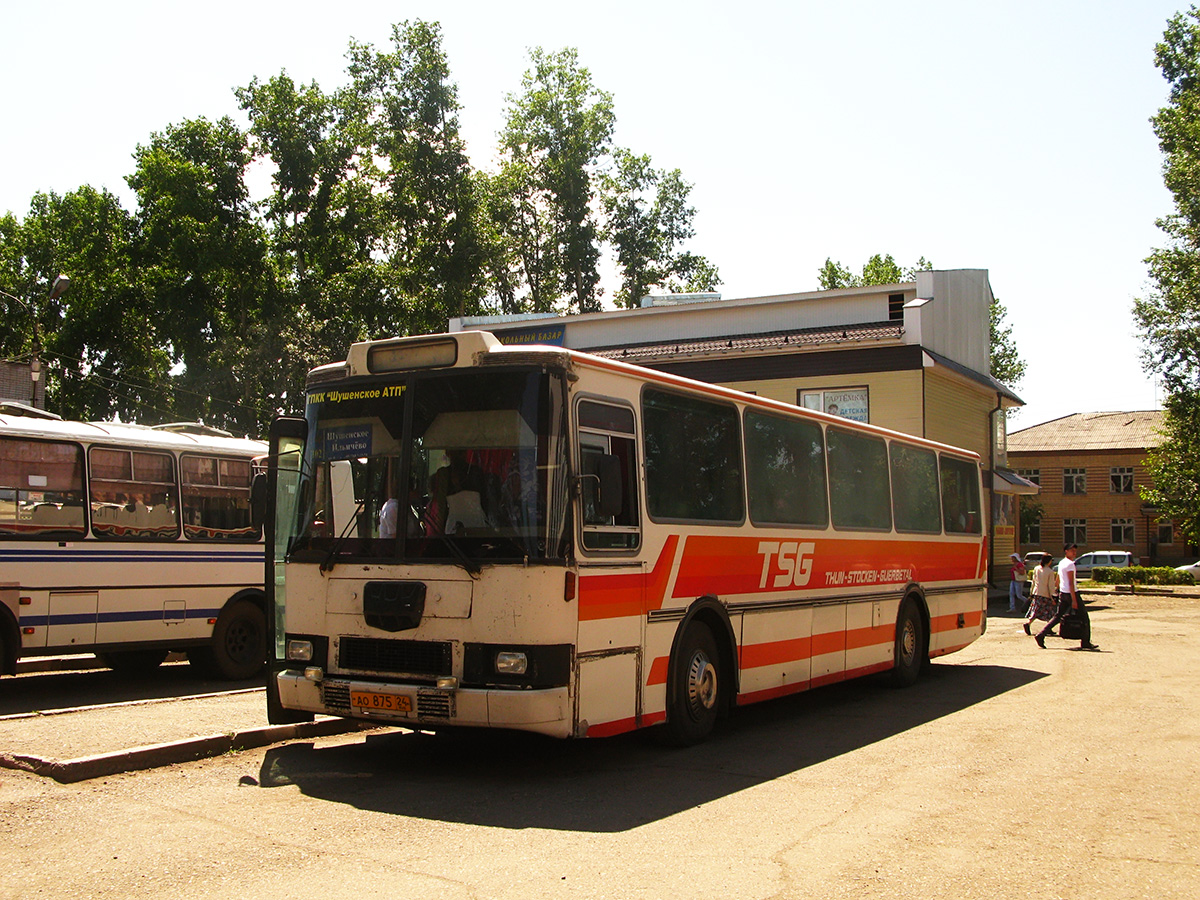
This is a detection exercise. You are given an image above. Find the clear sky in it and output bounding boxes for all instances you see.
[1,0,1185,430]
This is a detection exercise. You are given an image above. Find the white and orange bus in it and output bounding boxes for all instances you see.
[266,330,987,743]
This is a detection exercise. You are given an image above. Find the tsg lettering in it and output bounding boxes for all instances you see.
[758,541,816,589]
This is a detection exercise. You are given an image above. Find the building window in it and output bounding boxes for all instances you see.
[1064,518,1086,545]
[1017,468,1040,486]
[1027,520,1041,546]
[1111,518,1135,545]
[1159,520,1174,545]
[1110,466,1134,493]
[1063,468,1086,494]
[888,292,905,322]
[799,387,869,423]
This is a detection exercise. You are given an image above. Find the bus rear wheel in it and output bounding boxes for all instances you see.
[98,649,169,674]
[663,622,722,746]
[190,599,266,681]
[891,598,926,688]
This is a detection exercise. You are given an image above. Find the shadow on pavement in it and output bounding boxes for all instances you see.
[255,661,1045,832]
[0,663,262,716]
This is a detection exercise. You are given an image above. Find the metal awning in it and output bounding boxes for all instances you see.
[994,467,1039,495]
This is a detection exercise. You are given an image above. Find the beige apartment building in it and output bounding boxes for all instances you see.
[452,268,1034,581]
[1008,410,1180,565]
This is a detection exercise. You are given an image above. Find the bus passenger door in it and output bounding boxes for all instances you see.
[45,591,98,649]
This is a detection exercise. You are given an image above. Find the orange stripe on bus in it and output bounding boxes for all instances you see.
[740,636,812,669]
[646,655,670,686]
[578,535,678,621]
[930,609,983,634]
[672,535,982,599]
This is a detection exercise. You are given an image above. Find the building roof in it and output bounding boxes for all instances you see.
[585,321,905,363]
[1008,411,1164,453]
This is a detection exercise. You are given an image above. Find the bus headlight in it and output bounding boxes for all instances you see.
[287,639,314,662]
[495,651,528,675]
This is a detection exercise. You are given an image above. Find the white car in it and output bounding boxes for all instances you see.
[1074,550,1133,579]
[1175,561,1200,579]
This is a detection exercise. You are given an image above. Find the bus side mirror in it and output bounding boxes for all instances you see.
[250,472,268,532]
[595,454,624,519]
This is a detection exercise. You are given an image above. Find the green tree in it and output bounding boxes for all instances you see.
[989,296,1027,391]
[128,116,275,433]
[601,148,721,308]
[0,187,178,422]
[496,48,615,313]
[1137,6,1200,395]
[346,20,489,334]
[1134,8,1200,546]
[817,254,1025,390]
[1141,391,1200,546]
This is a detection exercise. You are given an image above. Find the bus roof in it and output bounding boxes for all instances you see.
[0,414,267,455]
[320,330,982,463]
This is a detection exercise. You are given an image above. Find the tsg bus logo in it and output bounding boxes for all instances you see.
[758,541,816,589]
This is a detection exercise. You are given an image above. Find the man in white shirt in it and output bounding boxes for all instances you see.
[1036,542,1099,651]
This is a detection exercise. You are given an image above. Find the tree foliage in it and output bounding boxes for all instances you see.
[0,22,719,433]
[1141,391,1200,546]
[1135,8,1200,546]
[601,149,721,308]
[817,254,1025,390]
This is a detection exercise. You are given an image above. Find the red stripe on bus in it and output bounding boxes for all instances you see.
[737,680,812,705]
[672,535,981,599]
[578,535,679,621]
[646,655,670,686]
[932,641,973,658]
[930,609,983,634]
[586,716,641,738]
[740,636,812,669]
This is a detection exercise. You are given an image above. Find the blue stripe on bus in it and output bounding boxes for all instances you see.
[19,608,224,627]
[0,549,262,563]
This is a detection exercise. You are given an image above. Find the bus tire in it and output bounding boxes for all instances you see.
[192,599,266,681]
[98,649,169,673]
[663,622,722,746]
[891,597,926,688]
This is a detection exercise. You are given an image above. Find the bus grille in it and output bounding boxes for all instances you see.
[417,689,455,719]
[338,637,452,677]
[322,681,351,712]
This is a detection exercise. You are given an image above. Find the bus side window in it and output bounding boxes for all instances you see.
[0,437,86,538]
[578,400,640,552]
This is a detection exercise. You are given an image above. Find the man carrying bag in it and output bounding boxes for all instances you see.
[1036,543,1100,651]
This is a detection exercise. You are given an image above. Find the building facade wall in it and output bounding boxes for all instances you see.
[1009,448,1182,564]
[923,369,996,462]
[720,369,925,437]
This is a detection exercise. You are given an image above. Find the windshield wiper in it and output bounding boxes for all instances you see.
[320,502,365,572]
[414,505,482,578]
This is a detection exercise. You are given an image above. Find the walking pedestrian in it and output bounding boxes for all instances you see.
[1024,553,1058,635]
[1008,552,1027,612]
[1036,543,1099,651]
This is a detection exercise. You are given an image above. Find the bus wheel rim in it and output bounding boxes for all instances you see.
[900,618,917,664]
[686,651,717,718]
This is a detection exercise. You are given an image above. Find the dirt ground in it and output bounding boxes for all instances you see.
[1,590,1198,900]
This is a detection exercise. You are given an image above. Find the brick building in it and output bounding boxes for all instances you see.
[1007,410,1180,565]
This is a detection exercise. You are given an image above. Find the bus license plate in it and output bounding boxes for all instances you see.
[350,690,413,713]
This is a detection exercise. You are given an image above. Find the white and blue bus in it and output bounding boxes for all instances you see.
[0,411,268,678]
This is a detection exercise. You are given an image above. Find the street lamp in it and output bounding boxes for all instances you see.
[1,274,69,409]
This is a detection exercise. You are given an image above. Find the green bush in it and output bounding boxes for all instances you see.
[1089,566,1195,586]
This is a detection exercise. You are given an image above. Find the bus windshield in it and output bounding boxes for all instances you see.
[290,368,569,565]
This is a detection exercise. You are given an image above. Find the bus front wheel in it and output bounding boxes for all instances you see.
[891,598,926,688]
[663,622,722,746]
[191,599,266,681]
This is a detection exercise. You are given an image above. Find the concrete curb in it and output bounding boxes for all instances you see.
[0,718,369,784]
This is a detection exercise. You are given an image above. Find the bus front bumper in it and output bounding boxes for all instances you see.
[275,670,573,739]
